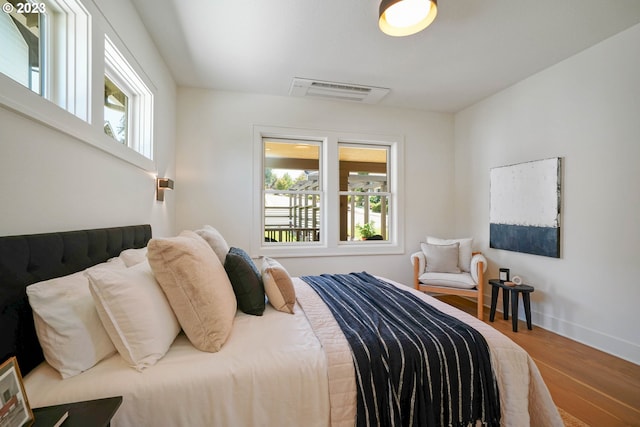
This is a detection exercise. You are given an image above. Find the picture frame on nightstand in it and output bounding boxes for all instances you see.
[0,356,34,427]
[499,268,510,282]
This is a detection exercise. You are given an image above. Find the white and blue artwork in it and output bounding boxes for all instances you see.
[490,158,562,258]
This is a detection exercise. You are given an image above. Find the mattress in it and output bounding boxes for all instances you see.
[24,277,562,427]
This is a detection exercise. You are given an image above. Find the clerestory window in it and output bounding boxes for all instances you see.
[0,1,156,169]
[104,36,154,159]
[0,0,91,120]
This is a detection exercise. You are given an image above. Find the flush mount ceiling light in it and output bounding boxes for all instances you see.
[379,0,438,37]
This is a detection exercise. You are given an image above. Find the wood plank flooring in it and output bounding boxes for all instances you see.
[437,295,640,427]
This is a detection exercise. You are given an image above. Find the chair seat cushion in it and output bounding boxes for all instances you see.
[418,272,477,289]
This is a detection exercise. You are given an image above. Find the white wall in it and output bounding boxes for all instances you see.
[454,24,640,363]
[4,0,634,365]
[0,0,177,238]
[175,90,454,284]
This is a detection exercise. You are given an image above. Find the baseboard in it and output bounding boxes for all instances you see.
[533,309,639,365]
[491,303,639,365]
[449,294,639,364]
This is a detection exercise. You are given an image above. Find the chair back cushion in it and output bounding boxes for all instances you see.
[421,242,461,273]
[426,236,473,272]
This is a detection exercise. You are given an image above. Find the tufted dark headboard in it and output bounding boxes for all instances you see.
[0,224,152,375]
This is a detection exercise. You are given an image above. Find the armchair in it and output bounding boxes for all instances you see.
[410,237,487,320]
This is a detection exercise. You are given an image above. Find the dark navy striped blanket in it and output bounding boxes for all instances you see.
[301,272,500,427]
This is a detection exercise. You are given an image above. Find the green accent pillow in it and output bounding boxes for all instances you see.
[224,247,266,316]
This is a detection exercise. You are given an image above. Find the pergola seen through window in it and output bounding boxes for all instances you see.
[263,138,390,244]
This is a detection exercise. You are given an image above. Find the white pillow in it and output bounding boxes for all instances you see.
[87,260,181,371]
[195,225,230,264]
[118,247,148,267]
[426,236,473,272]
[26,258,125,379]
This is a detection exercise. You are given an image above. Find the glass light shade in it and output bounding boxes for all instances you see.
[379,0,438,37]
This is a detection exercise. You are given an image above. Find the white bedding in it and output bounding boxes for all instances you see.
[25,303,331,427]
[25,276,562,427]
[295,277,563,427]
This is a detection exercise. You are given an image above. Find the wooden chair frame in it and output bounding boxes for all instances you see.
[412,252,485,320]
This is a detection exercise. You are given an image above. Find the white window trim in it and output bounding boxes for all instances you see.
[54,0,91,121]
[0,74,155,172]
[104,35,154,160]
[252,125,405,258]
[0,0,156,172]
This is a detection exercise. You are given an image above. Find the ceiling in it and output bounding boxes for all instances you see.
[130,0,640,113]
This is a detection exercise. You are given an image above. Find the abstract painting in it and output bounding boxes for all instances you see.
[490,157,562,258]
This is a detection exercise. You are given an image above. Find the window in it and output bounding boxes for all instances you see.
[0,1,44,94]
[104,75,128,144]
[0,0,155,170]
[0,0,90,120]
[339,144,390,241]
[254,126,404,257]
[104,36,153,159]
[264,139,321,243]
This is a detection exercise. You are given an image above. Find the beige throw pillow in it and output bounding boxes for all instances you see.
[148,230,237,352]
[261,257,296,314]
[421,242,462,273]
[426,236,473,272]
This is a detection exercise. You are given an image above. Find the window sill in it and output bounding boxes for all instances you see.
[253,241,405,258]
[0,76,155,172]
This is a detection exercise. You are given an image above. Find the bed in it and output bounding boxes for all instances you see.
[0,224,563,427]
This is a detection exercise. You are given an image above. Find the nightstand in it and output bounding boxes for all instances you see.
[488,279,535,332]
[32,396,122,427]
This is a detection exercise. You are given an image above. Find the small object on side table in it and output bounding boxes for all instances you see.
[488,279,535,332]
[32,396,123,427]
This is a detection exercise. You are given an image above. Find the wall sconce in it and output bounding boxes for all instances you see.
[156,178,174,201]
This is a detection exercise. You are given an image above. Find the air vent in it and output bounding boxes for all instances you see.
[289,78,389,104]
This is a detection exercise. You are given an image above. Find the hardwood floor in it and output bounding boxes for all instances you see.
[437,295,640,427]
